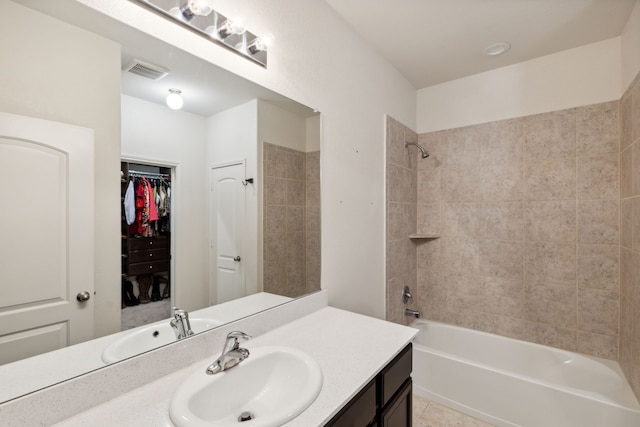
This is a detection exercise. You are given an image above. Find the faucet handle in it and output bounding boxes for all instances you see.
[227,331,251,340]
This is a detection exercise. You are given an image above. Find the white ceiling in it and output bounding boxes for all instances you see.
[325,0,637,89]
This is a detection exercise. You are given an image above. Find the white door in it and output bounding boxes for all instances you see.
[209,163,245,305]
[0,112,94,365]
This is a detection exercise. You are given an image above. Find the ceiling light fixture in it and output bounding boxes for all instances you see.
[217,19,246,39]
[166,89,184,110]
[184,0,215,18]
[134,0,269,67]
[485,42,511,57]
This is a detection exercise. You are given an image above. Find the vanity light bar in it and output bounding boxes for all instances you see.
[132,0,268,68]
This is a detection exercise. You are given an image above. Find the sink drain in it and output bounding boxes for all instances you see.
[238,411,254,422]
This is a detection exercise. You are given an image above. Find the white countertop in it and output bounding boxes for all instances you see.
[0,292,291,404]
[53,307,417,427]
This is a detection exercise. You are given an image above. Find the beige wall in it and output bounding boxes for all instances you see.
[0,2,122,338]
[412,102,620,360]
[263,143,320,297]
[385,116,418,325]
[620,72,640,399]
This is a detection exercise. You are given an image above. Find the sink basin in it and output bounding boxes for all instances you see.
[101,318,222,363]
[170,345,323,427]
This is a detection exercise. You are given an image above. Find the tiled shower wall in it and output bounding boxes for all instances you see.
[620,72,640,399]
[386,117,418,324]
[387,100,623,360]
[263,142,320,298]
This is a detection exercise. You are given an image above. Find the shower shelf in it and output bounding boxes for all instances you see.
[409,234,440,240]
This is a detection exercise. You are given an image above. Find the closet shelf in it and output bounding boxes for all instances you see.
[409,234,440,240]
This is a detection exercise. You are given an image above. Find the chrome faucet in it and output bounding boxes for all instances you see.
[170,307,194,340]
[206,331,251,375]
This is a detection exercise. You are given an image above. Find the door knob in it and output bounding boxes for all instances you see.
[76,291,91,302]
[233,256,241,262]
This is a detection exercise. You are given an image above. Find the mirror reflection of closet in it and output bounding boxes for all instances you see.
[120,161,173,330]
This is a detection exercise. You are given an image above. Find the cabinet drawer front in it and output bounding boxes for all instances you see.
[126,260,169,276]
[128,237,169,250]
[128,248,169,263]
[326,378,376,427]
[379,343,412,407]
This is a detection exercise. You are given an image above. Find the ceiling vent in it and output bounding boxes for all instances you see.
[124,59,170,80]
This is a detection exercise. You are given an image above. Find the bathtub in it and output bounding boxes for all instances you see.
[411,319,640,427]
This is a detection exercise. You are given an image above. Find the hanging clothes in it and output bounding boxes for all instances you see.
[123,180,135,225]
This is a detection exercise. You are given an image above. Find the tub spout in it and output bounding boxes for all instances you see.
[405,308,420,318]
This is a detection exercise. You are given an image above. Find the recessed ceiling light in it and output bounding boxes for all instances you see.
[485,42,511,56]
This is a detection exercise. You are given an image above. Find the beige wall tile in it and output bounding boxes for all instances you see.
[265,205,287,234]
[387,116,417,170]
[525,200,576,243]
[621,248,634,302]
[417,239,442,270]
[264,176,287,205]
[439,306,524,339]
[305,181,320,207]
[286,179,305,206]
[285,231,305,260]
[442,202,523,240]
[305,231,321,260]
[633,198,640,251]
[621,146,633,198]
[286,205,304,232]
[525,321,577,351]
[442,272,522,318]
[417,203,440,235]
[306,205,320,232]
[577,244,618,291]
[577,200,619,244]
[525,242,576,287]
[264,143,287,178]
[525,158,576,201]
[524,282,576,328]
[305,152,320,182]
[622,198,633,249]
[577,154,618,200]
[576,101,619,156]
[633,142,640,197]
[621,90,633,151]
[577,332,618,360]
[524,112,576,162]
[577,288,619,336]
[477,202,524,240]
[442,238,522,280]
[417,267,443,321]
[388,163,417,204]
[633,82,640,144]
[387,238,416,282]
[286,151,305,181]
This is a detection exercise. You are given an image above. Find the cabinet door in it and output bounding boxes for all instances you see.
[326,378,377,427]
[380,379,412,427]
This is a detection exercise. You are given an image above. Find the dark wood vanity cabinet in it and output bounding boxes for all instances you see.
[326,343,413,427]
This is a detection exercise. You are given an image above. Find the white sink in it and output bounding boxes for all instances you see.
[170,346,323,427]
[101,318,222,364]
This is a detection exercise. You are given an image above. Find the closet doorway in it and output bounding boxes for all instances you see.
[120,160,174,330]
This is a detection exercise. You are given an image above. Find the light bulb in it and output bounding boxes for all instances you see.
[166,89,183,110]
[187,0,215,16]
[247,38,266,54]
[218,19,246,39]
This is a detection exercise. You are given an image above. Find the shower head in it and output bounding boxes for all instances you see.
[405,141,429,159]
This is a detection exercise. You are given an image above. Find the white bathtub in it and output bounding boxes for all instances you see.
[411,319,640,427]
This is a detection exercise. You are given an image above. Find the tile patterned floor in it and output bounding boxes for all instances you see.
[413,395,497,427]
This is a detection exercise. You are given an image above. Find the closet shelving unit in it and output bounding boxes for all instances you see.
[120,161,171,304]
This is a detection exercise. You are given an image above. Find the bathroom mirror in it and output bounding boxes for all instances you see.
[0,0,320,403]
